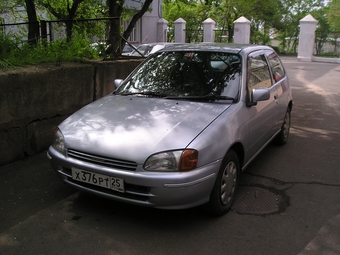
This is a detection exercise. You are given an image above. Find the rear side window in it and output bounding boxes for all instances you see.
[266,51,285,83]
[248,54,272,89]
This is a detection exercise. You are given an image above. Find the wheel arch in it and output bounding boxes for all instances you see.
[228,142,244,169]
[288,100,293,111]
[205,143,243,215]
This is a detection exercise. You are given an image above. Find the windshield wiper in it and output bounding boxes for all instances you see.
[119,92,168,98]
[117,92,235,101]
[165,95,235,101]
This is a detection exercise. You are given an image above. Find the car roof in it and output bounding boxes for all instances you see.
[159,43,274,55]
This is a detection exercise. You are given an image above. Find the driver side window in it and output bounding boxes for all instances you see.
[247,53,272,102]
[248,54,272,90]
[266,51,286,83]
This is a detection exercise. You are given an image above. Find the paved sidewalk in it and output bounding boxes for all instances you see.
[1,152,340,254]
[299,214,340,254]
[285,56,340,255]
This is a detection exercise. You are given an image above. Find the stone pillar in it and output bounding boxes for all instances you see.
[297,14,318,62]
[174,18,186,43]
[234,16,251,44]
[203,18,216,43]
[157,18,168,42]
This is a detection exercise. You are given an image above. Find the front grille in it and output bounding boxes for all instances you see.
[67,149,137,171]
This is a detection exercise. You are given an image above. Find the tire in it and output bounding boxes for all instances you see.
[274,107,291,145]
[206,150,240,216]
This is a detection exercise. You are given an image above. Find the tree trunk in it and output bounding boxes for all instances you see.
[40,0,84,42]
[65,0,85,41]
[106,0,154,57]
[106,0,124,56]
[65,21,74,42]
[25,0,39,46]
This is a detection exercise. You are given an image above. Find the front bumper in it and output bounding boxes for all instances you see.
[47,146,221,210]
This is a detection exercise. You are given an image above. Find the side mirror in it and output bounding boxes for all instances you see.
[114,79,124,89]
[249,88,270,106]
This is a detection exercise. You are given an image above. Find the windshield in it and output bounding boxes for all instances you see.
[116,51,242,100]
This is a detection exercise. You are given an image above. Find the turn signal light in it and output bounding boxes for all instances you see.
[180,149,198,171]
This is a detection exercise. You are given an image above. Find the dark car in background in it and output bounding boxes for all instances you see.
[48,43,293,215]
[122,43,139,55]
[129,42,187,57]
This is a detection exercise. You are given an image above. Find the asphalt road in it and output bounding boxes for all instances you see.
[0,57,340,255]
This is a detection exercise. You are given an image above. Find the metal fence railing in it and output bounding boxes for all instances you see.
[182,28,234,43]
[214,29,234,43]
[2,19,339,58]
[0,18,119,44]
[0,21,32,41]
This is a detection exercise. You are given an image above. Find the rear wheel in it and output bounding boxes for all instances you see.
[206,150,240,216]
[274,107,291,145]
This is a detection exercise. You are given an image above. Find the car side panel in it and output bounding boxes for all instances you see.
[265,50,292,128]
[187,103,249,167]
[274,77,290,127]
[244,51,280,161]
[245,85,279,159]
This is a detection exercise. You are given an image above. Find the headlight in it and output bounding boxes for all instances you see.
[52,128,65,155]
[144,149,198,172]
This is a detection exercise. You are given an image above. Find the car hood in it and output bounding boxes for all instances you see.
[60,94,231,163]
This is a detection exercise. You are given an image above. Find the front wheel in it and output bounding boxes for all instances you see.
[205,150,240,216]
[274,107,291,145]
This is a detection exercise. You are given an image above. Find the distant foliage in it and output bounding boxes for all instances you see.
[0,32,100,69]
[327,0,340,30]
[163,0,331,54]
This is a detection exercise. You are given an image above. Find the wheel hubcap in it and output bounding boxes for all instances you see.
[220,161,237,205]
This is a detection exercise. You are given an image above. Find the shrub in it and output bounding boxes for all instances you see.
[0,32,100,69]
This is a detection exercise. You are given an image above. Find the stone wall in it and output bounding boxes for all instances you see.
[0,59,143,166]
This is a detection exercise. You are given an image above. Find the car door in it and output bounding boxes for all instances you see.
[246,51,279,158]
[265,50,290,129]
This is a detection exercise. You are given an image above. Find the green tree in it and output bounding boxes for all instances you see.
[0,0,22,18]
[163,1,211,42]
[0,0,39,45]
[236,0,284,44]
[163,0,331,51]
[106,0,154,57]
[164,0,285,44]
[312,6,331,55]
[327,0,340,30]
[25,0,39,46]
[204,0,237,42]
[273,0,325,53]
[38,0,87,41]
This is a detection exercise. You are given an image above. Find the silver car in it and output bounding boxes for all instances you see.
[47,43,293,215]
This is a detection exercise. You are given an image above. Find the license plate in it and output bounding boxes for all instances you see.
[71,167,125,193]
